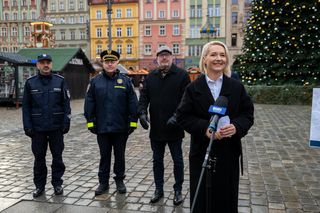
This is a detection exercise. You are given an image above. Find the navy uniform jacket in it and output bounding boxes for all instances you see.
[22,72,71,132]
[84,71,138,134]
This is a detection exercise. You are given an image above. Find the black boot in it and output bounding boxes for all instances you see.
[173,190,183,205]
[95,183,109,196]
[150,189,164,203]
[115,180,126,194]
[33,188,45,198]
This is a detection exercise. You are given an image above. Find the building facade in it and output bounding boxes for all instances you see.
[46,0,90,58]
[0,0,41,53]
[139,0,185,71]
[225,0,252,64]
[89,0,139,70]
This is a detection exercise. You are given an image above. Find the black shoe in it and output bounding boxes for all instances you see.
[115,180,126,194]
[150,189,164,203]
[33,188,44,198]
[173,190,183,205]
[54,186,63,195]
[95,184,109,196]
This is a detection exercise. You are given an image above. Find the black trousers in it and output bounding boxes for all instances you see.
[31,130,65,189]
[150,139,184,191]
[97,133,128,184]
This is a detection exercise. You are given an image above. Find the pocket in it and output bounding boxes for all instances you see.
[53,112,64,126]
[31,113,42,129]
[30,90,43,106]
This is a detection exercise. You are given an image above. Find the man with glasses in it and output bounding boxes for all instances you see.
[138,46,190,205]
[84,50,138,195]
[22,53,71,198]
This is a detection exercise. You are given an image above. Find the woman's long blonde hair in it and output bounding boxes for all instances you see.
[199,41,231,77]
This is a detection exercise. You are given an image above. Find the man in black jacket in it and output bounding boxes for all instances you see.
[138,46,190,205]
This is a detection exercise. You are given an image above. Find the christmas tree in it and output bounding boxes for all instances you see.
[235,0,320,85]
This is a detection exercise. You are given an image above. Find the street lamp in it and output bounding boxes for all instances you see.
[106,0,113,49]
[200,13,216,42]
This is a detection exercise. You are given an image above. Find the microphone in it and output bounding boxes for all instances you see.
[208,96,228,132]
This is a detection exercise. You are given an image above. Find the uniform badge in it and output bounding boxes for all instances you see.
[117,79,123,84]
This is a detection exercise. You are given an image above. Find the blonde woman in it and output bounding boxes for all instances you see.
[177,41,254,212]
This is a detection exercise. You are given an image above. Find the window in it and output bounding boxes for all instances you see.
[70,31,76,40]
[146,11,152,19]
[96,28,102,37]
[172,43,180,54]
[126,9,132,17]
[11,27,18,36]
[215,4,221,16]
[13,47,18,52]
[172,10,179,18]
[24,26,30,36]
[126,27,132,37]
[188,45,202,56]
[127,44,132,54]
[51,2,55,11]
[12,0,17,6]
[80,31,86,39]
[61,31,65,40]
[159,25,165,35]
[232,0,238,4]
[13,13,18,20]
[50,18,56,23]
[23,12,27,20]
[69,16,75,24]
[117,44,122,54]
[3,0,8,7]
[146,0,151,3]
[196,5,202,17]
[190,25,201,38]
[59,1,64,11]
[22,0,27,6]
[173,25,179,35]
[69,1,74,10]
[208,4,214,17]
[232,12,238,24]
[31,0,35,6]
[244,11,251,23]
[79,0,84,9]
[116,28,122,37]
[190,5,195,17]
[79,16,85,23]
[31,12,36,20]
[96,10,102,19]
[97,45,102,54]
[1,28,7,37]
[2,47,8,52]
[116,9,122,18]
[145,26,151,36]
[159,11,165,18]
[4,13,9,20]
[106,28,110,37]
[60,17,65,23]
[231,33,237,47]
[144,44,152,55]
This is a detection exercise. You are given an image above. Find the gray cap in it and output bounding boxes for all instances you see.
[156,46,172,56]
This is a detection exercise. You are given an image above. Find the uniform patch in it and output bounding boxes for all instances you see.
[117,79,123,84]
[53,88,61,92]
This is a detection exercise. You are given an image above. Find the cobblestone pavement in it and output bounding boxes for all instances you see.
[0,100,319,213]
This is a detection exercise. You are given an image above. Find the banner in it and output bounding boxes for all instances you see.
[309,88,320,148]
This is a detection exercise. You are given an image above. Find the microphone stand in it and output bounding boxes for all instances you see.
[191,131,217,213]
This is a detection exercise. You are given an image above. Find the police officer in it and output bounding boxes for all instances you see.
[84,50,138,195]
[22,53,71,198]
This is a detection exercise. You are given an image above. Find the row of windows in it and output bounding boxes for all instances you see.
[190,5,221,18]
[0,27,30,37]
[49,16,87,24]
[144,9,180,19]
[3,0,36,7]
[145,0,179,3]
[3,11,37,21]
[0,47,18,52]
[52,31,87,40]
[144,25,180,36]
[49,0,84,11]
[96,44,134,55]
[96,8,133,19]
[144,43,180,55]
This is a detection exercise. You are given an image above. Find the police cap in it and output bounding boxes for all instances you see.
[100,50,120,61]
[37,53,52,62]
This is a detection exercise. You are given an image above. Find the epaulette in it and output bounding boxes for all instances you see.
[119,73,130,79]
[27,75,37,80]
[53,74,65,79]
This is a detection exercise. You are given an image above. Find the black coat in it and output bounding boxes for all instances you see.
[22,72,71,132]
[138,64,190,141]
[176,74,254,212]
[84,71,138,134]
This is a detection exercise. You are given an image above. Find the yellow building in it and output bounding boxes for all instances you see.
[89,0,139,70]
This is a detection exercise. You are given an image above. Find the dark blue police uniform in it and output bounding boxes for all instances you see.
[84,51,138,194]
[22,71,71,191]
